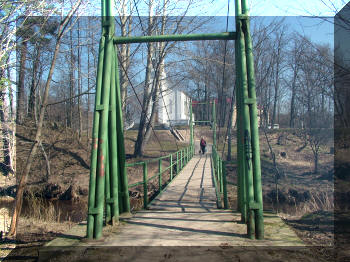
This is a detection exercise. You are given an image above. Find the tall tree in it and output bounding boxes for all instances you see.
[28,18,58,121]
[8,0,82,236]
[133,0,155,157]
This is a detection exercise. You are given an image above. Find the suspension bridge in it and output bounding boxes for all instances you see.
[39,0,306,259]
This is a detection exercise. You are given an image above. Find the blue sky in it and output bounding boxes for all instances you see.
[86,0,346,17]
[84,0,344,47]
[205,0,346,16]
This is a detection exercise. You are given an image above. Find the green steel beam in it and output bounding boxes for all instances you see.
[87,36,104,239]
[114,48,131,214]
[170,154,173,180]
[105,142,111,223]
[222,161,228,209]
[190,99,194,151]
[212,101,216,148]
[109,47,119,223]
[241,0,264,240]
[159,159,162,191]
[193,102,212,105]
[235,0,255,240]
[143,162,148,208]
[94,36,113,239]
[114,32,236,44]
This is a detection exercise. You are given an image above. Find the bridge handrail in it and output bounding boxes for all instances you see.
[126,145,194,208]
[211,145,229,209]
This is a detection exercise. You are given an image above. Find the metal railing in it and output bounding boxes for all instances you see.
[126,145,194,208]
[211,145,228,209]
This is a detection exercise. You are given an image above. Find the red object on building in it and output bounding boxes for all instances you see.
[192,100,199,106]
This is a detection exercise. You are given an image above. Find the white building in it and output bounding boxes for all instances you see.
[132,66,193,127]
[157,70,193,127]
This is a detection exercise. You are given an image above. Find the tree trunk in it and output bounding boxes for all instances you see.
[6,62,16,174]
[77,17,82,140]
[17,42,28,124]
[39,142,50,182]
[272,59,279,127]
[67,24,74,128]
[134,0,154,157]
[120,3,131,121]
[0,67,14,175]
[143,5,167,149]
[289,77,297,128]
[28,45,40,120]
[314,151,318,174]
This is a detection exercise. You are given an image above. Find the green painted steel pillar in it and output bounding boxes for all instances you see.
[190,99,194,152]
[241,0,264,239]
[87,0,131,239]
[159,159,162,191]
[235,25,246,222]
[108,45,120,224]
[87,0,113,239]
[212,101,216,148]
[176,151,179,174]
[87,35,105,239]
[105,143,111,223]
[216,154,219,184]
[235,0,255,239]
[114,49,130,215]
[94,35,113,239]
[170,154,173,180]
[220,159,224,194]
[143,162,148,208]
[180,150,183,169]
[223,161,228,209]
[187,147,189,163]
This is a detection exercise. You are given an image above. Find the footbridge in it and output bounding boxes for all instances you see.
[41,0,306,256]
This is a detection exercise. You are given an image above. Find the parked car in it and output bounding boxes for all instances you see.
[273,124,279,129]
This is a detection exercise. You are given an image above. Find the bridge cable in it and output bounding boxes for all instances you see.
[126,1,180,153]
[221,84,236,159]
[132,0,146,35]
[146,49,180,151]
[118,53,166,155]
[217,0,230,151]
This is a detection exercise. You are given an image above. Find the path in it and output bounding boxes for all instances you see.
[44,152,304,250]
[39,151,310,261]
[103,153,237,246]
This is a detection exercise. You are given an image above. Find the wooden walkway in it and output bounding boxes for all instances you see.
[39,151,313,261]
[103,153,238,246]
[44,152,304,248]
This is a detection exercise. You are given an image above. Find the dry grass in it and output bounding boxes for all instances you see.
[292,190,334,218]
[22,193,61,223]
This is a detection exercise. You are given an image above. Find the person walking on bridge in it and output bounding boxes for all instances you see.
[200,137,207,154]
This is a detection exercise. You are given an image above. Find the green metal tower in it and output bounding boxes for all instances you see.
[87,0,264,240]
[235,0,264,239]
[86,0,130,239]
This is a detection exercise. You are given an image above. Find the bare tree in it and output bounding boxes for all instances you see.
[8,0,82,236]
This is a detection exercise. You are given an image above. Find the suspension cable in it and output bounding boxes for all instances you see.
[217,0,230,149]
[118,52,166,155]
[132,0,146,35]
[221,84,236,159]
